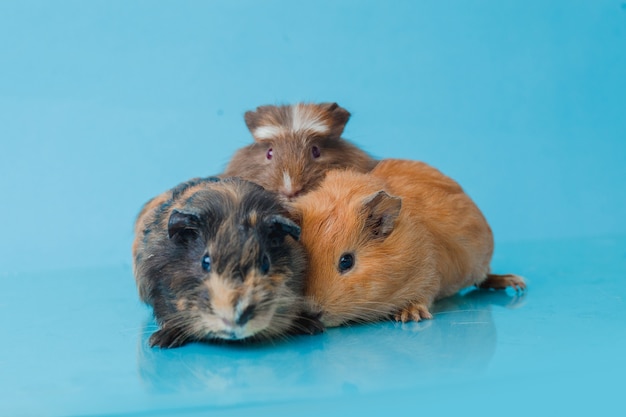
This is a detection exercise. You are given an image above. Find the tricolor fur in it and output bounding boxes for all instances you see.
[132,177,322,348]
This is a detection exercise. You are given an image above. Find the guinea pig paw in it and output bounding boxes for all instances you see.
[394,303,433,323]
[149,327,190,349]
[290,312,326,335]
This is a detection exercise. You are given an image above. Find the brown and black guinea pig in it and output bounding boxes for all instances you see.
[132,176,323,348]
[291,159,526,327]
[223,102,378,199]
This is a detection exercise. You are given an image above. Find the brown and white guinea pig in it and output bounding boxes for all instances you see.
[223,102,378,199]
[291,159,526,327]
[132,176,323,348]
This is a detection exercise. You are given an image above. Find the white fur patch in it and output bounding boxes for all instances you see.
[252,105,331,140]
[292,104,330,135]
[253,125,284,140]
[282,171,293,194]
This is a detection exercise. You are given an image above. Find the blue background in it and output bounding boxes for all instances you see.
[1,1,625,416]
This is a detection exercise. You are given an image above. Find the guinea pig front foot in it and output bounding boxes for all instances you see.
[149,327,192,349]
[289,311,325,336]
[394,302,433,323]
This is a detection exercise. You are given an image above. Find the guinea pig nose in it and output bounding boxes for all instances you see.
[236,305,256,326]
[221,317,235,328]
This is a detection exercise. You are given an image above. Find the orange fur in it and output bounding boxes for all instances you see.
[292,159,525,327]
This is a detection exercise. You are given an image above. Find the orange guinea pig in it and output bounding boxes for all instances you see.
[291,159,526,327]
[224,102,377,199]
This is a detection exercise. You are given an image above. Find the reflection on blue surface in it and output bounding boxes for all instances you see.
[138,290,521,400]
[1,237,625,416]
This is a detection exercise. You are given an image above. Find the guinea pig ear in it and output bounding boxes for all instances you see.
[167,209,201,239]
[361,191,402,240]
[244,109,260,132]
[244,105,283,143]
[265,215,301,242]
[319,102,351,138]
[281,201,303,225]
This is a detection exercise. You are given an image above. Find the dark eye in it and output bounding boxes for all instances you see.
[338,253,354,273]
[260,254,270,274]
[266,148,273,160]
[201,254,211,272]
[311,145,321,159]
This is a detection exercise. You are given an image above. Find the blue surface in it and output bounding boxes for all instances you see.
[1,1,625,416]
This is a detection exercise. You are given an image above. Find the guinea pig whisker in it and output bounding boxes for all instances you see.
[138,329,162,337]
[279,333,297,344]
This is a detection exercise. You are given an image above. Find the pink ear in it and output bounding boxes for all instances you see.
[361,190,402,239]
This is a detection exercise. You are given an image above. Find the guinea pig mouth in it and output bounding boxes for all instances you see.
[214,328,250,341]
[213,319,268,341]
[224,331,245,341]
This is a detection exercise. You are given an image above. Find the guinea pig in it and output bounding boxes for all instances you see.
[132,176,323,348]
[223,102,378,199]
[291,159,526,327]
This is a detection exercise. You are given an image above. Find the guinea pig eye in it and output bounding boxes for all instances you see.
[338,253,354,273]
[260,254,270,275]
[266,148,273,160]
[201,254,211,272]
[311,145,321,159]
